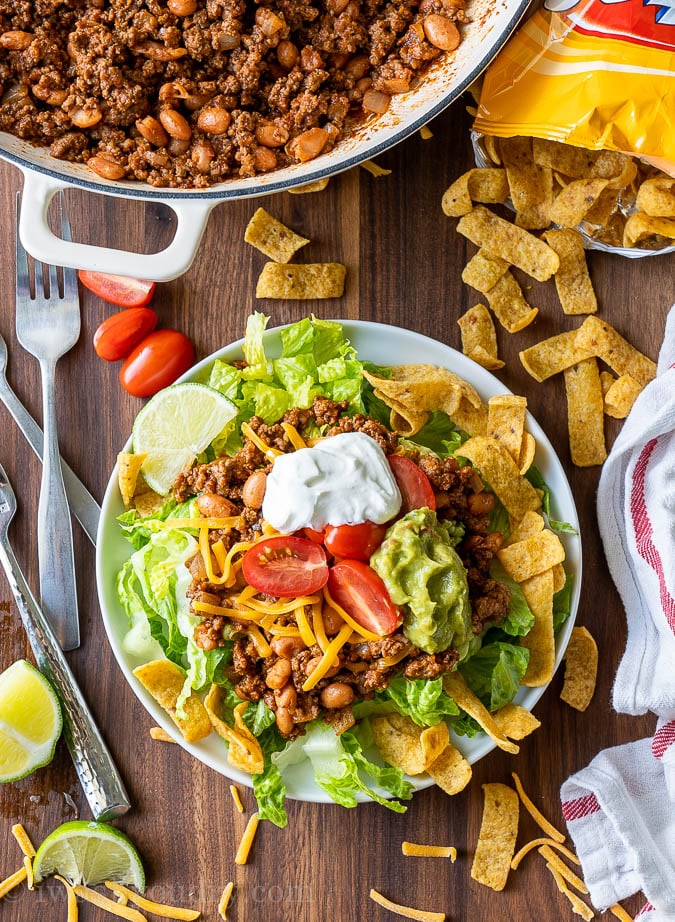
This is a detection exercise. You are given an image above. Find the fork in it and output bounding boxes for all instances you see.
[15,191,81,651]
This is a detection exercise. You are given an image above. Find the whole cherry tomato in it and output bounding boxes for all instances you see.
[78,271,156,307]
[93,307,158,362]
[323,521,387,561]
[327,560,401,636]
[120,330,195,397]
[242,536,329,596]
[388,454,436,513]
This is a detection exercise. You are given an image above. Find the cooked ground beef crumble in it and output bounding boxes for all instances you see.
[0,0,468,187]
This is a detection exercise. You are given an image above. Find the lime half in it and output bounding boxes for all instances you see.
[131,382,237,495]
[33,820,145,890]
[0,659,62,783]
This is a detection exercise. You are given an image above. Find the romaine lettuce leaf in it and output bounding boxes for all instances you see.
[375,675,460,727]
[526,467,578,534]
[489,561,535,637]
[553,571,573,631]
[458,641,530,711]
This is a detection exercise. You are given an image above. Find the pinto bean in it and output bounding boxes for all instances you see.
[274,682,297,709]
[467,491,495,515]
[168,0,197,15]
[70,106,102,128]
[87,156,125,180]
[286,127,328,163]
[254,146,277,172]
[136,115,169,146]
[242,471,267,509]
[423,14,461,51]
[159,108,192,141]
[197,493,237,517]
[271,636,306,659]
[255,122,289,148]
[197,107,231,135]
[0,31,33,50]
[265,657,293,689]
[275,707,294,736]
[276,39,299,69]
[320,683,355,709]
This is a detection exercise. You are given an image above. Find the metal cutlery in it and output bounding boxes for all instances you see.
[0,460,130,820]
[0,332,100,546]
[15,192,81,650]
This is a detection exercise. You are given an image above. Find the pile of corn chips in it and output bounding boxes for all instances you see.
[245,207,346,300]
[473,135,675,251]
[442,144,659,467]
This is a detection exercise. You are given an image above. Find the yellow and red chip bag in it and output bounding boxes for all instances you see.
[474,0,675,175]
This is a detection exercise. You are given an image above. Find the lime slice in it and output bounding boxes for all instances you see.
[33,820,146,890]
[0,660,62,783]
[131,382,238,495]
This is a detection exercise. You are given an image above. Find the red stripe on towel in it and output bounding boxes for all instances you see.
[635,901,656,918]
[630,438,675,635]
[561,792,601,822]
[652,720,675,760]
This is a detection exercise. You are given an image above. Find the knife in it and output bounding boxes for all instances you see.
[0,460,129,820]
[0,335,100,546]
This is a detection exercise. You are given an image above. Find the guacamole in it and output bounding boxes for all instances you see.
[370,507,472,657]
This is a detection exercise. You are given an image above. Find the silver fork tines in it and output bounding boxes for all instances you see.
[15,191,81,651]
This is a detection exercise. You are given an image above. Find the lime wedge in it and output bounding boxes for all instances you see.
[0,660,62,783]
[33,820,145,890]
[131,382,237,496]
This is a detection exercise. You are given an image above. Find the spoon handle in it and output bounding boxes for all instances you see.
[0,377,100,545]
[0,535,130,820]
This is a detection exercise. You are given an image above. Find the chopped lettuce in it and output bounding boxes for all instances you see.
[273,721,411,814]
[489,561,535,637]
[458,641,530,712]
[406,411,468,457]
[553,571,573,632]
[376,675,460,727]
[526,467,578,534]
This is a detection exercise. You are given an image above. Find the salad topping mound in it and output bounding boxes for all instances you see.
[116,314,572,824]
[176,397,510,742]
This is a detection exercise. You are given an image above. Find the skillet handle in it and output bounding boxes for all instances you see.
[19,169,215,282]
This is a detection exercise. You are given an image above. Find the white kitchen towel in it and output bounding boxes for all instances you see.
[597,305,675,720]
[560,305,675,918]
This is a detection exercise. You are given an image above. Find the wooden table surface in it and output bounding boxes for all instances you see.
[0,99,673,922]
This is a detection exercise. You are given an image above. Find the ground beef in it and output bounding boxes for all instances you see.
[326,413,398,454]
[0,0,467,187]
[403,646,459,679]
[173,441,263,503]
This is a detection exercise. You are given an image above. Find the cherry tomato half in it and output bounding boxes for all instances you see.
[327,560,401,636]
[78,271,156,308]
[388,454,436,514]
[119,329,195,397]
[242,536,329,596]
[302,527,325,545]
[323,521,387,561]
[93,307,158,362]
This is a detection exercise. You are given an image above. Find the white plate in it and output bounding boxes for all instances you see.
[96,320,582,803]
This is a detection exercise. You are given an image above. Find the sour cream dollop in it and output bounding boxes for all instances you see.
[262,431,402,533]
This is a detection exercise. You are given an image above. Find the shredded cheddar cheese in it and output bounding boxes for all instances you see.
[281,423,307,450]
[512,772,566,843]
[609,904,633,922]
[379,647,410,668]
[55,876,78,922]
[241,422,283,460]
[238,594,320,615]
[322,586,380,642]
[302,622,353,691]
[312,602,329,652]
[511,837,580,870]
[230,784,245,814]
[11,824,35,858]
[401,843,457,860]
[369,889,445,922]
[192,601,264,621]
[247,624,272,657]
[235,813,260,865]
[105,882,201,920]
[150,726,176,742]
[546,866,594,921]
[23,855,34,890]
[218,882,234,920]
[295,604,316,647]
[73,885,146,922]
[162,516,242,530]
[538,845,588,894]
[267,624,303,637]
[0,866,27,899]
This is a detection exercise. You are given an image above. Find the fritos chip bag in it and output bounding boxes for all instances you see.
[473,0,675,175]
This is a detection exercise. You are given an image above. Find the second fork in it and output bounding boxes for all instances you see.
[15,192,81,650]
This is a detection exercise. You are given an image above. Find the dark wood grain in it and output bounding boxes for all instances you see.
[0,97,673,922]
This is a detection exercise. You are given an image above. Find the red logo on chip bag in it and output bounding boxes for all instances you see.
[544,0,675,51]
